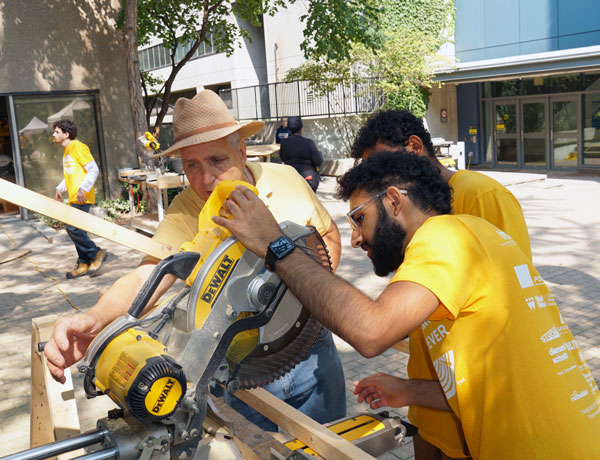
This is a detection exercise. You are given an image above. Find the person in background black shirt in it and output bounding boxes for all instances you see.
[275,117,292,144]
[280,116,323,192]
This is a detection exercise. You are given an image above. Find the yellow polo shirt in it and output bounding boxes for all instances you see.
[147,162,331,254]
[392,215,600,459]
[63,140,95,204]
[408,169,532,457]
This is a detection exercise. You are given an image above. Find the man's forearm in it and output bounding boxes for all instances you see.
[274,248,401,357]
[406,379,451,411]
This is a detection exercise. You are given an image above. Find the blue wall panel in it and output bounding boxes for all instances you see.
[559,31,600,50]
[520,38,558,55]
[457,83,481,164]
[483,0,519,48]
[557,0,600,36]
[455,0,485,53]
[455,0,600,62]
[519,0,557,43]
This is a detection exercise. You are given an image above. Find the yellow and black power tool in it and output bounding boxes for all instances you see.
[77,181,331,431]
[137,131,160,152]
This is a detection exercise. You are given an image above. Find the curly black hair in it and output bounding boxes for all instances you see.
[53,119,77,140]
[350,109,435,159]
[337,151,452,216]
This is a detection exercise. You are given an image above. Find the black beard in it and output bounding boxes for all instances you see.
[368,203,407,277]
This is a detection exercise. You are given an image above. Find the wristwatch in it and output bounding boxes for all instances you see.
[265,236,295,270]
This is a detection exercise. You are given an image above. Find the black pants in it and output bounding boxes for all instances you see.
[300,169,320,192]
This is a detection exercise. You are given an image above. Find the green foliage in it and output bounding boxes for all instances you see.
[287,0,454,123]
[118,0,384,133]
[300,0,382,61]
[96,198,132,221]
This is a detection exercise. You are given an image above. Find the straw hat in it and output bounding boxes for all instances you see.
[152,90,264,158]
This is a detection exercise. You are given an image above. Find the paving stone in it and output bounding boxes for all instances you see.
[1,171,600,457]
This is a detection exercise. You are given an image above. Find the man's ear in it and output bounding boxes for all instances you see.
[239,139,247,162]
[406,135,425,156]
[385,186,406,216]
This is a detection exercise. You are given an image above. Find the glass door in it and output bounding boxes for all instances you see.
[494,101,517,166]
[521,99,547,167]
[551,97,579,168]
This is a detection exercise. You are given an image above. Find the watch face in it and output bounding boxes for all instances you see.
[272,237,294,258]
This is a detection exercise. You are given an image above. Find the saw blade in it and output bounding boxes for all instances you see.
[232,225,332,389]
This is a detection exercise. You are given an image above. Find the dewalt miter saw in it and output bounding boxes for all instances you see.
[5,181,406,460]
[20,182,333,459]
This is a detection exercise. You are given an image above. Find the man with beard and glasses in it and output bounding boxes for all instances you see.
[214,152,600,460]
[351,109,532,459]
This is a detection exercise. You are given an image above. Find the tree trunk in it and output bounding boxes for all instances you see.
[123,0,149,169]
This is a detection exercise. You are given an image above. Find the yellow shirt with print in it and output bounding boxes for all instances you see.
[63,140,95,204]
[393,215,600,460]
[145,162,332,258]
[407,169,532,457]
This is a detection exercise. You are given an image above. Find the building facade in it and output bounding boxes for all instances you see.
[0,1,136,216]
[141,1,600,171]
[438,0,600,170]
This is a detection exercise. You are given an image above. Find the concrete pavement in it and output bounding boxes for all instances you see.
[0,169,599,459]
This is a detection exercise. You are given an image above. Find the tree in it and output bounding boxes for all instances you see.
[122,0,148,166]
[285,0,455,154]
[119,0,381,137]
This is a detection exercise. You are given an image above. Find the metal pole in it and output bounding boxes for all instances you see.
[0,430,106,460]
[274,82,279,119]
[71,447,118,460]
[7,95,27,220]
[254,86,258,120]
[297,81,302,117]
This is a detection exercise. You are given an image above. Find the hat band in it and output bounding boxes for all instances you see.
[174,121,238,142]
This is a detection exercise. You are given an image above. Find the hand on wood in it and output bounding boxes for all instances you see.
[44,313,104,384]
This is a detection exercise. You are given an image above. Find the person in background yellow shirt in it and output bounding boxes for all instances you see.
[351,109,532,459]
[216,152,600,460]
[53,119,106,279]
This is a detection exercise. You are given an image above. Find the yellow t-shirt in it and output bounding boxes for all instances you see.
[450,170,531,260]
[392,215,600,459]
[146,162,332,257]
[408,169,532,457]
[63,140,95,204]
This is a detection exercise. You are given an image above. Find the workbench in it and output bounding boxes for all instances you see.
[119,170,189,222]
[246,144,280,162]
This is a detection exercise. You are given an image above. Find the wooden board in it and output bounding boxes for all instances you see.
[30,315,83,458]
[391,338,410,354]
[0,249,31,264]
[235,388,377,460]
[0,179,174,260]
[210,397,294,460]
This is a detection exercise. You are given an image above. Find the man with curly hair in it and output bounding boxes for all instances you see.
[53,119,106,279]
[351,109,532,459]
[215,152,600,460]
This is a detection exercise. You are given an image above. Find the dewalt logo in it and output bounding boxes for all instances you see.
[201,254,236,305]
[151,378,175,414]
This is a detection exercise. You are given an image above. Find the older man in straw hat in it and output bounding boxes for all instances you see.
[44,90,346,430]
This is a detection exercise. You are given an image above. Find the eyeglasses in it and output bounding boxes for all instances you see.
[346,189,407,231]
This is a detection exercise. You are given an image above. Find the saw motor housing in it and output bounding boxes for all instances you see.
[93,328,186,423]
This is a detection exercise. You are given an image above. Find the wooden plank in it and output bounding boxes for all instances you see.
[391,338,410,354]
[234,388,376,460]
[210,397,294,460]
[0,179,174,260]
[30,315,83,454]
[0,249,31,264]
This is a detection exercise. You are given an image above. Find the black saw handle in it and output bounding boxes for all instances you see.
[128,251,200,318]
